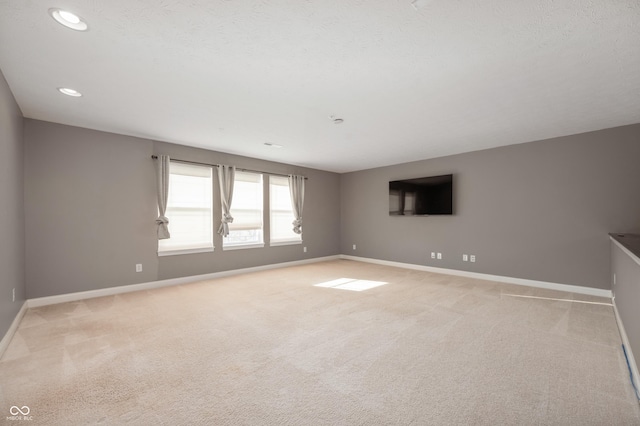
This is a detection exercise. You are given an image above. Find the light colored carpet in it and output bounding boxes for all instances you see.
[1,260,639,425]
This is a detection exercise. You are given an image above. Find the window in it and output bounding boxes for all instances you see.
[224,171,264,249]
[158,162,213,255]
[270,175,302,245]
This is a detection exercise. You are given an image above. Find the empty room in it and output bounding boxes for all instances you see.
[1,1,640,424]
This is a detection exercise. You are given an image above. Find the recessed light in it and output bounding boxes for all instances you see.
[57,87,82,97]
[264,142,283,148]
[49,8,88,31]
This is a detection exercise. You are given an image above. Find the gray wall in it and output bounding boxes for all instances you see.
[16,110,640,300]
[24,120,341,298]
[340,124,640,289]
[0,68,25,338]
[24,120,158,298]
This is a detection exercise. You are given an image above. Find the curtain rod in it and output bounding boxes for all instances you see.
[151,155,307,179]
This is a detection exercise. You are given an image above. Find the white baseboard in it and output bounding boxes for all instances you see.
[339,255,612,298]
[27,255,341,308]
[0,302,28,360]
[612,297,640,401]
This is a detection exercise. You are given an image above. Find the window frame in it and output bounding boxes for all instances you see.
[222,170,265,250]
[269,175,303,246]
[157,161,214,257]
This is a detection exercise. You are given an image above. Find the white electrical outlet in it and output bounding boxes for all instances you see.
[136,264,143,272]
[353,244,356,250]
[437,253,442,260]
[303,246,307,253]
[431,252,436,259]
[470,255,476,263]
[463,254,468,262]
[12,288,15,302]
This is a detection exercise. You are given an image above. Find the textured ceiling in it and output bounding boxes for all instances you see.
[0,0,639,172]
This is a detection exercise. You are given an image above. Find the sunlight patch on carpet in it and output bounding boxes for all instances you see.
[314,278,388,292]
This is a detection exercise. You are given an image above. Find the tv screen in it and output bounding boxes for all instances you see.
[389,174,453,216]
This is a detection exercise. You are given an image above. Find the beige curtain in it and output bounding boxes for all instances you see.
[155,155,171,239]
[288,174,305,234]
[217,165,235,237]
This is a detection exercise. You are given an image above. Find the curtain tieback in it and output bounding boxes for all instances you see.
[156,216,169,226]
[292,219,302,234]
[221,214,234,224]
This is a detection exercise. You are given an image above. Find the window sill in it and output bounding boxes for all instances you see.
[222,243,265,251]
[270,240,303,247]
[158,247,214,257]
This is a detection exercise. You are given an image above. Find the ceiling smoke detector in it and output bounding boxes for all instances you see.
[49,8,88,31]
[329,115,344,124]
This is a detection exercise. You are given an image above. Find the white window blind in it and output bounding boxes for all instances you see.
[224,171,263,248]
[270,175,302,245]
[158,162,213,255]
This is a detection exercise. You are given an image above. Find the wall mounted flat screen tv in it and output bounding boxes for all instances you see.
[389,174,453,216]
